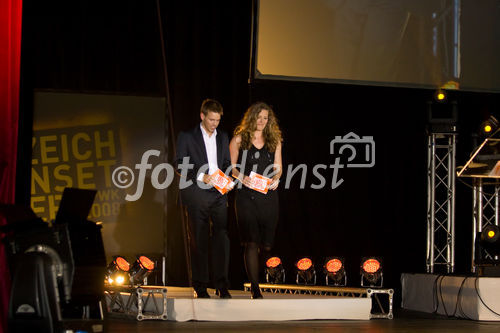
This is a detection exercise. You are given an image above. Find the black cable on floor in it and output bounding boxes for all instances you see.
[454,276,471,320]
[432,274,442,314]
[437,275,468,318]
[437,275,451,317]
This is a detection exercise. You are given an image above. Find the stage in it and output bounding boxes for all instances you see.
[104,309,500,333]
[105,285,394,322]
[401,273,500,321]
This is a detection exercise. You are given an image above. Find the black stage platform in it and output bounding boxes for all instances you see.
[105,308,500,333]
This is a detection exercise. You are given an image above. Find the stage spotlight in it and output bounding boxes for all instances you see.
[480,224,500,255]
[129,255,155,286]
[426,95,457,133]
[2,192,106,332]
[324,257,346,286]
[476,225,500,276]
[360,257,383,288]
[479,116,499,138]
[482,225,499,242]
[106,256,130,286]
[265,256,285,284]
[295,257,316,285]
[435,89,446,102]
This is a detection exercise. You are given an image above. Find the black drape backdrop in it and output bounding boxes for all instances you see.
[18,0,500,305]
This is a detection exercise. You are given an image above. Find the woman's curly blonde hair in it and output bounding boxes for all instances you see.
[234,102,282,152]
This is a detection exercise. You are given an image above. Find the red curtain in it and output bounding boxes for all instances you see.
[0,0,23,332]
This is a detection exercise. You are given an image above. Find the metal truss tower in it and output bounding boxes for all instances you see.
[472,179,500,272]
[426,132,457,274]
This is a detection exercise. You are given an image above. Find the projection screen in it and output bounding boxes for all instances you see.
[253,0,500,92]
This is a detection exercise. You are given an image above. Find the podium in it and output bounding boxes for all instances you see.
[457,138,500,273]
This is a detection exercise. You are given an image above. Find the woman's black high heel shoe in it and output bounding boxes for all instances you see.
[250,284,263,299]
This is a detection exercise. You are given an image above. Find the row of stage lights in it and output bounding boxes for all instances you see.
[106,254,385,288]
[266,256,384,288]
[106,255,155,286]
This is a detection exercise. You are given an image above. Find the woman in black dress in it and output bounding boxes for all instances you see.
[229,102,282,299]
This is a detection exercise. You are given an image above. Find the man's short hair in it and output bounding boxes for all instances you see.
[201,99,223,116]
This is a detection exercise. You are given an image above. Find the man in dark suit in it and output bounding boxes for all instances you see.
[175,99,232,299]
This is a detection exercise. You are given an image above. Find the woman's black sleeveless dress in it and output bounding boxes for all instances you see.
[235,144,279,247]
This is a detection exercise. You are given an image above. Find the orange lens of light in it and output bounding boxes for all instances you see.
[437,92,445,100]
[485,125,492,133]
[139,256,155,271]
[297,258,312,271]
[362,259,380,273]
[488,230,496,238]
[266,257,281,268]
[326,259,342,273]
[116,257,130,272]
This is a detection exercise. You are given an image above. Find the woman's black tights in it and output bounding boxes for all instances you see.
[244,242,270,285]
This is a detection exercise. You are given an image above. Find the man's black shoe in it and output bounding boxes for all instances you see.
[195,288,210,298]
[216,288,232,299]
